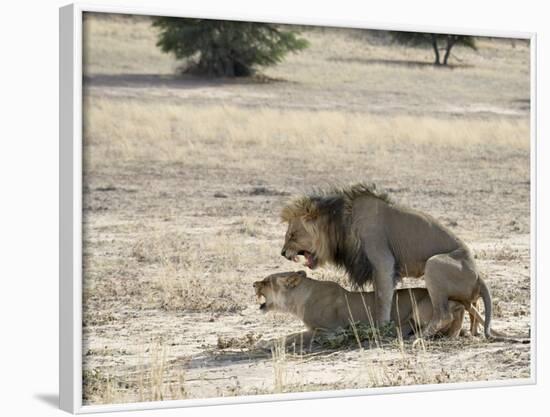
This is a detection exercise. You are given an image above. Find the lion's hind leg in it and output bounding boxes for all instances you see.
[423,248,478,338]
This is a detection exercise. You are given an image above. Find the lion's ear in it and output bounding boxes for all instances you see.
[296,270,307,278]
[284,273,303,288]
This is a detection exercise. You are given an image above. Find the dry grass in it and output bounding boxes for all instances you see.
[84,341,189,405]
[83,13,175,75]
[271,338,288,393]
[84,97,529,170]
[94,229,258,313]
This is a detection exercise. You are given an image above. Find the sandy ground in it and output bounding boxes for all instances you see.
[81,14,531,405]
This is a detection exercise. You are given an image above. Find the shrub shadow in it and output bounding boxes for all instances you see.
[83,73,288,89]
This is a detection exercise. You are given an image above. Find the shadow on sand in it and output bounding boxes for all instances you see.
[177,343,355,372]
[83,73,287,90]
[328,57,473,69]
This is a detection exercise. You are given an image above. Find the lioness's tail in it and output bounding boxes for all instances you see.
[478,275,492,339]
[468,305,530,343]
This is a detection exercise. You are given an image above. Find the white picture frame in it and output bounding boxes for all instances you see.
[59,2,537,413]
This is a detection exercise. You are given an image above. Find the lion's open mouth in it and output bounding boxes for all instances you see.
[298,250,317,269]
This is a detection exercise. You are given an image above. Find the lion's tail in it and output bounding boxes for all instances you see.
[478,275,492,339]
[473,275,530,343]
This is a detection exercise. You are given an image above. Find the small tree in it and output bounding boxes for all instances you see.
[153,18,308,77]
[391,32,477,66]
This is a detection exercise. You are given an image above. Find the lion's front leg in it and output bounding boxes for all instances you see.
[375,274,394,325]
[369,249,396,326]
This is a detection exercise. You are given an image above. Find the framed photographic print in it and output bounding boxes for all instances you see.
[59,2,536,413]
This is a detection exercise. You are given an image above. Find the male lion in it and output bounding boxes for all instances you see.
[280,183,493,338]
[253,271,470,349]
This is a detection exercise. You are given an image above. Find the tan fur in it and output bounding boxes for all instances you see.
[253,271,467,349]
[280,183,494,338]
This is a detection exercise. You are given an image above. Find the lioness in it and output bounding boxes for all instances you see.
[280,183,493,338]
[254,271,469,348]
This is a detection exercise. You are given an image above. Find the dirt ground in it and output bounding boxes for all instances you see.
[81,14,532,405]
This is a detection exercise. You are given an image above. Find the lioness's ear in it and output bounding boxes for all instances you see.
[296,270,307,278]
[284,272,303,288]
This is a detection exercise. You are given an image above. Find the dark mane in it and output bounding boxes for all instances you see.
[335,237,375,289]
[309,183,393,288]
[309,182,392,213]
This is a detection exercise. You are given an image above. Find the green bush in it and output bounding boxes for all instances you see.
[153,18,308,77]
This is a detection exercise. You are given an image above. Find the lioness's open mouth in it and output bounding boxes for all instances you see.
[298,250,317,269]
